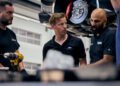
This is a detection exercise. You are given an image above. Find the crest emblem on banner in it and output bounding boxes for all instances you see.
[69,0,88,24]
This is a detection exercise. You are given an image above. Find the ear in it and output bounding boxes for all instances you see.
[51,24,56,29]
[47,24,54,29]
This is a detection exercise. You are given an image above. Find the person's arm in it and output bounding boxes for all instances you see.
[79,58,87,66]
[18,61,25,71]
[86,55,114,67]
[15,50,25,71]
[78,39,87,66]
[0,63,3,67]
[111,0,120,10]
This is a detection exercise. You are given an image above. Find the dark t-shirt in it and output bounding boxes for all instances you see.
[43,34,86,66]
[90,27,116,63]
[0,28,20,70]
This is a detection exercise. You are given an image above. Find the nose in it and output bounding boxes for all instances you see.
[10,14,13,21]
[9,11,14,17]
[8,12,13,20]
[63,23,67,28]
[11,13,13,17]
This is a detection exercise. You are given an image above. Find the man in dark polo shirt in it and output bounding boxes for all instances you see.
[88,8,116,66]
[0,1,25,71]
[43,13,86,67]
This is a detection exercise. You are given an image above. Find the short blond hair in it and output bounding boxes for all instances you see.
[49,13,67,25]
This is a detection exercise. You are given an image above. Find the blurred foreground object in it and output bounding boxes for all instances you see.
[75,64,118,81]
[37,69,79,82]
[40,69,64,82]
[0,70,22,82]
[42,49,74,69]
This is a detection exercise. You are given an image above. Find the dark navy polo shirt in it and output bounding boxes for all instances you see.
[90,27,116,63]
[43,34,86,66]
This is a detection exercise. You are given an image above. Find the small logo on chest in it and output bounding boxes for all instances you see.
[67,46,72,50]
[97,41,102,45]
[11,38,17,42]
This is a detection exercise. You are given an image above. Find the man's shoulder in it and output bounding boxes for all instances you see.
[44,39,54,47]
[102,27,116,40]
[7,27,16,34]
[106,27,116,36]
[69,34,82,42]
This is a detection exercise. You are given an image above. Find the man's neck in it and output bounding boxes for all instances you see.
[94,26,106,36]
[94,27,107,37]
[0,24,7,30]
[55,34,68,45]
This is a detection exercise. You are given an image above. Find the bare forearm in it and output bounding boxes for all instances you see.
[79,58,87,66]
[87,55,114,67]
[88,59,111,67]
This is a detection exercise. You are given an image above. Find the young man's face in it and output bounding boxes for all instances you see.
[53,17,68,36]
[0,5,14,25]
